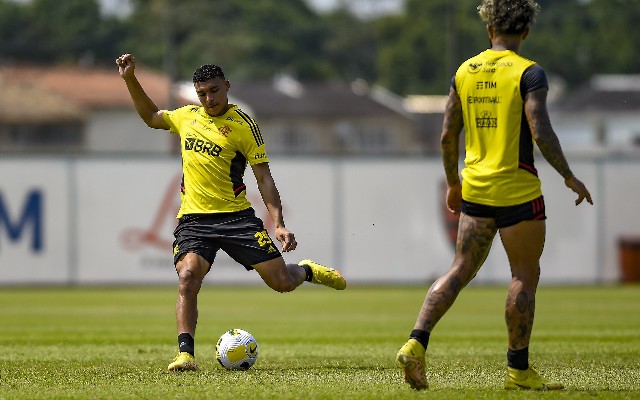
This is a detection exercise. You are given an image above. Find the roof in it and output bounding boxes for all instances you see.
[0,79,85,123]
[1,65,412,123]
[224,77,412,120]
[553,74,640,112]
[0,64,172,110]
[403,95,448,114]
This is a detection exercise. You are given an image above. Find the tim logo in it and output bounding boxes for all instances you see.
[184,137,223,156]
[0,190,43,252]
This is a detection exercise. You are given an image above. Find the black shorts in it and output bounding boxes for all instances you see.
[461,195,546,228]
[172,208,282,270]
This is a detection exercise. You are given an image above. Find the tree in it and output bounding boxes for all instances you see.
[25,0,103,63]
[585,0,640,76]
[2,0,640,95]
[125,0,331,81]
[524,0,594,87]
[375,0,485,95]
[322,8,379,83]
[0,0,127,65]
[0,0,29,61]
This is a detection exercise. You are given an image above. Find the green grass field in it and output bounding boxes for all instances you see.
[0,285,638,399]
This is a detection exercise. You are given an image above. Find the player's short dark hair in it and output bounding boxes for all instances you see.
[192,64,226,83]
[477,0,540,35]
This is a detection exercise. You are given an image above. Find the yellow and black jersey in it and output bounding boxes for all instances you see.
[454,49,547,207]
[162,104,268,217]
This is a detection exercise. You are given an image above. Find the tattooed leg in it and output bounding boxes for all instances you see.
[414,213,497,332]
[499,220,545,350]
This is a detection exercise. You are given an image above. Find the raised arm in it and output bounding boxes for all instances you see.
[116,53,170,130]
[524,88,593,205]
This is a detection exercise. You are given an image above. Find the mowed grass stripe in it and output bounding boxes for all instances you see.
[0,285,638,399]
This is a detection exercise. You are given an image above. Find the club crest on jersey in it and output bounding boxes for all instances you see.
[468,62,482,74]
[218,125,232,137]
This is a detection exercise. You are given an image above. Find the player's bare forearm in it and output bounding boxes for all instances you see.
[525,89,573,180]
[526,89,593,205]
[440,88,463,186]
[253,165,297,251]
[252,163,286,228]
[125,78,157,121]
[534,131,573,180]
[257,178,298,251]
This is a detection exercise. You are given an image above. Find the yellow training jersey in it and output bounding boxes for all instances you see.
[162,104,268,217]
[455,49,542,206]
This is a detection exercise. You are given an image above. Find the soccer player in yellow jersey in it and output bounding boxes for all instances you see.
[116,53,346,371]
[396,0,592,391]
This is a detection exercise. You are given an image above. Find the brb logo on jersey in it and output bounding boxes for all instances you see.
[184,137,223,157]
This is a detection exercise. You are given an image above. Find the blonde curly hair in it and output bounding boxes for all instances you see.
[477,0,540,34]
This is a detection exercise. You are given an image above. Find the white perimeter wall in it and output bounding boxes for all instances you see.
[0,155,637,285]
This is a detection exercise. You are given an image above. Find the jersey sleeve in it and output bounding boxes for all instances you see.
[162,105,193,135]
[520,64,548,96]
[234,109,269,165]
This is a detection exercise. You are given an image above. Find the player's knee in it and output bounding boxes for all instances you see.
[177,267,203,295]
[511,265,540,285]
[255,259,300,293]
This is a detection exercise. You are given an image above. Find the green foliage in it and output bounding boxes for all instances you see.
[0,285,639,399]
[124,0,330,81]
[376,0,486,94]
[1,0,640,94]
[322,10,379,83]
[0,1,29,58]
[0,0,126,65]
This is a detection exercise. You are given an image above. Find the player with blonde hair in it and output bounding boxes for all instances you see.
[396,0,592,390]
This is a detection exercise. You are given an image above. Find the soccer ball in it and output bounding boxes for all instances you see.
[215,328,258,370]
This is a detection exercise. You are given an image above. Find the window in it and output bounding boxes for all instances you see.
[0,123,84,151]
[334,121,392,154]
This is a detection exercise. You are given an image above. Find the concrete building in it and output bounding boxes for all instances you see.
[0,65,419,155]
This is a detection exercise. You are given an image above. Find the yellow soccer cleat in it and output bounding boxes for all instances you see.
[298,259,346,290]
[505,366,564,390]
[167,351,197,371]
[396,339,428,390]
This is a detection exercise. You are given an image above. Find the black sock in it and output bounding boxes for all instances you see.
[410,329,430,350]
[507,347,529,370]
[301,264,313,282]
[178,333,194,357]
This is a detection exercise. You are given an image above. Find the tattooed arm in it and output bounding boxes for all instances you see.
[524,88,593,205]
[440,86,465,214]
